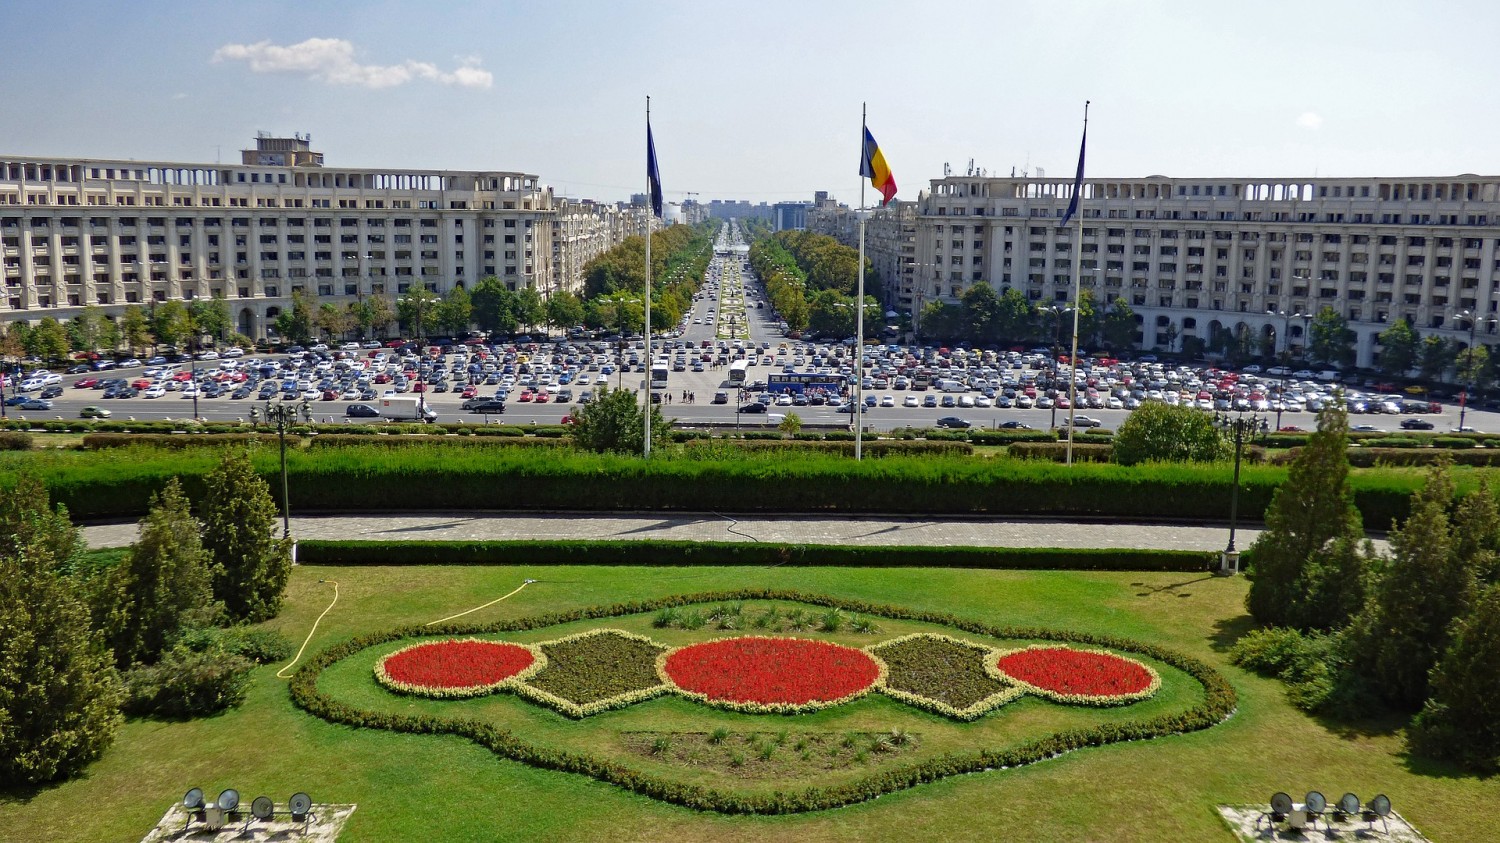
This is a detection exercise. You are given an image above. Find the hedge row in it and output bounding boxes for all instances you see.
[295,540,1213,572]
[1007,442,1114,463]
[13,445,1424,526]
[305,434,569,449]
[681,439,974,457]
[289,588,1237,814]
[82,432,295,450]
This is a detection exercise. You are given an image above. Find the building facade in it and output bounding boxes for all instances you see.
[1,135,642,340]
[912,174,1500,366]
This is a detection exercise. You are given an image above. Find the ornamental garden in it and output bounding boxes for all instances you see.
[300,592,1214,813]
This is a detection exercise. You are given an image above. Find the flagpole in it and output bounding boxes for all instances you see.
[1066,100,1089,466]
[644,95,653,459]
[855,102,866,461]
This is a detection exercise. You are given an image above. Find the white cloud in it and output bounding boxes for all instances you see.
[1296,111,1323,130]
[212,38,493,90]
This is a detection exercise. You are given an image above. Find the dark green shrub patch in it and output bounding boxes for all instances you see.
[81,432,291,450]
[123,645,255,718]
[0,430,33,450]
[970,430,1056,446]
[682,439,973,457]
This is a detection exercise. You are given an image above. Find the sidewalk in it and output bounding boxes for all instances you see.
[80,512,1273,552]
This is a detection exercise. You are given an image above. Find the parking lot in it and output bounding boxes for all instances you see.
[4,220,1496,435]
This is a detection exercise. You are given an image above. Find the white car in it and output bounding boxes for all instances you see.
[143,385,166,399]
[975,395,993,408]
[903,395,919,407]
[880,395,895,407]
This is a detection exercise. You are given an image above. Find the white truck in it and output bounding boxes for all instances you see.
[378,396,438,422]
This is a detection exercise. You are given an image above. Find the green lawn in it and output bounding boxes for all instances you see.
[2,564,1493,842]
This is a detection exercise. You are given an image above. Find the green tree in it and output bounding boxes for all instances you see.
[0,473,124,784]
[151,300,193,350]
[315,302,352,340]
[959,284,1003,346]
[274,290,314,345]
[395,284,439,340]
[26,317,70,361]
[918,300,964,342]
[189,297,231,345]
[514,286,544,332]
[545,290,585,335]
[101,479,215,669]
[778,411,803,436]
[435,285,473,336]
[1456,344,1491,395]
[1409,584,1500,772]
[1099,300,1138,352]
[470,276,517,335]
[1377,319,1419,379]
[567,384,670,454]
[120,305,153,355]
[199,450,293,622]
[1112,402,1229,466]
[1245,403,1369,631]
[96,316,120,355]
[995,288,1035,344]
[1346,463,1480,710]
[1308,306,1353,368]
[355,294,395,339]
[67,306,107,353]
[1418,334,1454,383]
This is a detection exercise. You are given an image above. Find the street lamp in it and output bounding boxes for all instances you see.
[1265,308,1307,431]
[1456,310,1497,432]
[262,399,298,540]
[1213,410,1267,574]
[1040,304,1073,432]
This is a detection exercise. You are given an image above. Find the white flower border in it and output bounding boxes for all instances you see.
[511,628,671,719]
[374,637,547,699]
[987,644,1162,707]
[654,635,889,715]
[865,632,1025,721]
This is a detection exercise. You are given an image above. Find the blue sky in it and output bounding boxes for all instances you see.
[4,0,1498,205]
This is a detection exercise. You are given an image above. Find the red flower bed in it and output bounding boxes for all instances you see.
[992,646,1157,703]
[660,637,883,712]
[377,639,539,698]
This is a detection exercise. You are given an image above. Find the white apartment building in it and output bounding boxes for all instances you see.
[1,135,638,339]
[914,174,1500,368]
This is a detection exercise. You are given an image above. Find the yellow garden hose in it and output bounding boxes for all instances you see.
[276,579,339,679]
[426,579,536,626]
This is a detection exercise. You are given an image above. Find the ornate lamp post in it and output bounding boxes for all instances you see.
[262,399,298,539]
[1265,308,1307,430]
[1456,310,1497,433]
[1213,410,1266,574]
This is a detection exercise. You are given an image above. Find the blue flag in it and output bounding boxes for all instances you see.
[1059,119,1087,228]
[647,121,663,219]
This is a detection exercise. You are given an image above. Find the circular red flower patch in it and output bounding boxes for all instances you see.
[661,637,882,710]
[380,639,536,695]
[993,647,1155,700]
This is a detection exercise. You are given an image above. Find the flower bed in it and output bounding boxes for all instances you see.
[868,633,1023,720]
[515,629,668,718]
[375,638,544,699]
[990,645,1160,705]
[657,636,886,714]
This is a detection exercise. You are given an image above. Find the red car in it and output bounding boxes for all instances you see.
[534,392,551,403]
[74,377,100,389]
[460,385,478,399]
[518,390,534,403]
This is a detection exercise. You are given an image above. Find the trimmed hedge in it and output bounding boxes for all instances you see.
[289,589,1236,815]
[682,439,974,457]
[305,434,568,449]
[296,539,1213,572]
[970,430,1056,446]
[1007,442,1114,462]
[81,432,293,450]
[1342,447,1500,468]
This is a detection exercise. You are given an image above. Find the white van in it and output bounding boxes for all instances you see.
[939,379,968,393]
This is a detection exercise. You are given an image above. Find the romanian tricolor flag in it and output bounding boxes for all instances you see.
[860,126,897,206]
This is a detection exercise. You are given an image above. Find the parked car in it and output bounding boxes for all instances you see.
[19,398,52,410]
[935,416,971,429]
[997,420,1033,430]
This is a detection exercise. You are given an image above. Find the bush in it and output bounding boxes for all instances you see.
[1229,627,1338,712]
[682,439,973,457]
[174,625,294,665]
[82,432,291,450]
[1432,436,1479,449]
[969,430,1054,446]
[1113,402,1229,466]
[1363,436,1423,449]
[123,645,255,718]
[0,430,32,450]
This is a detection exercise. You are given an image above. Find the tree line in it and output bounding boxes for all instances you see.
[747,231,880,337]
[917,285,1139,353]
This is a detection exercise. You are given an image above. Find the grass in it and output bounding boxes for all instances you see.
[1,563,1496,842]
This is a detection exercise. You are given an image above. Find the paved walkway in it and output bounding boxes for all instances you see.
[82,511,1273,552]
